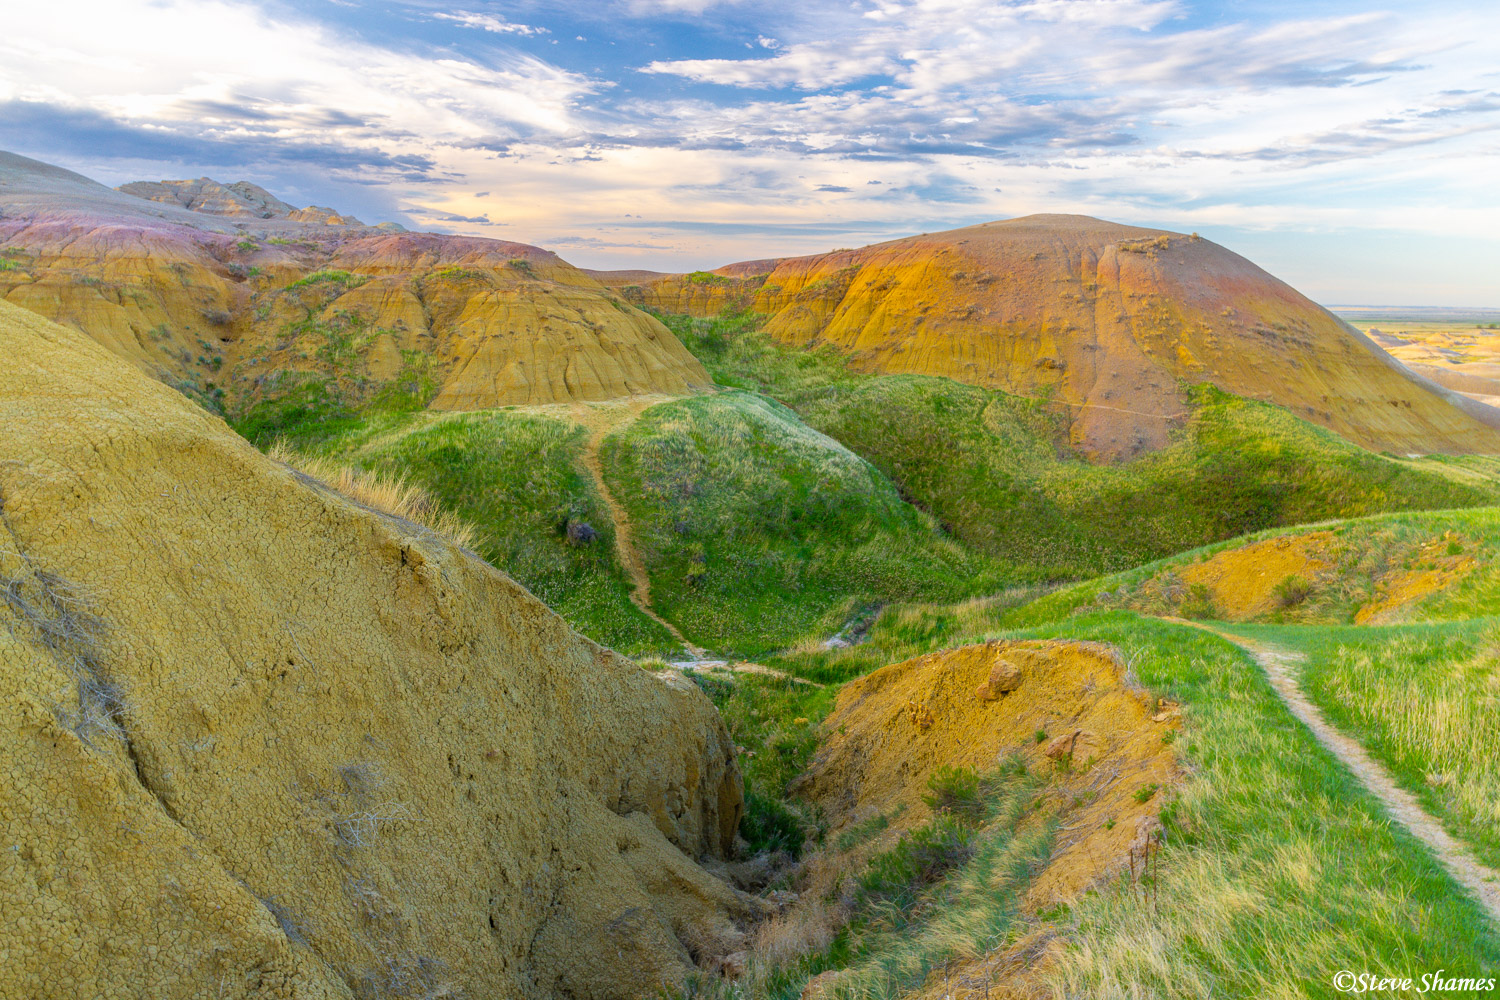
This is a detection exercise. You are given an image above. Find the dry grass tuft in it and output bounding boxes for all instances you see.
[269,442,479,549]
[751,896,845,972]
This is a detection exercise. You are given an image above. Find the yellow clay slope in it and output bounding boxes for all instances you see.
[0,300,754,999]
[800,639,1179,905]
[0,153,709,412]
[614,216,1500,460]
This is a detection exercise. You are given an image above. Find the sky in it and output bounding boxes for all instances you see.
[1,0,1497,304]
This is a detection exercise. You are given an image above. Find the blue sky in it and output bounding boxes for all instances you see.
[1,0,1497,304]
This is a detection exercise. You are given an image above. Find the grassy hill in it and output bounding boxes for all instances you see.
[598,391,1009,653]
[233,387,1012,657]
[238,404,678,655]
[658,309,1498,580]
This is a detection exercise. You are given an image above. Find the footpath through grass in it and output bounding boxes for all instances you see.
[1236,619,1500,872]
[711,610,1500,997]
[1025,614,1499,997]
[242,406,678,656]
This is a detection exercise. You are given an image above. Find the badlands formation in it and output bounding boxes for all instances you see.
[599,217,1500,459]
[4,147,1500,998]
[0,151,708,414]
[0,300,756,999]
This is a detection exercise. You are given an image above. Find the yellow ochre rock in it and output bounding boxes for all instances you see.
[608,215,1500,460]
[0,153,709,414]
[0,300,753,999]
[800,639,1180,905]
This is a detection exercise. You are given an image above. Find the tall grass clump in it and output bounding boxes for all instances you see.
[268,442,479,549]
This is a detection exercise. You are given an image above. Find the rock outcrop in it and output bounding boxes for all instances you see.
[0,151,710,414]
[0,299,754,998]
[118,177,353,222]
[601,216,1500,460]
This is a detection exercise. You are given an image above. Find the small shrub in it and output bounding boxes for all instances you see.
[741,787,805,857]
[1180,582,1218,619]
[1447,540,1463,555]
[1273,574,1312,608]
[287,269,367,290]
[1035,728,1048,744]
[1134,782,1160,804]
[835,809,894,851]
[922,765,984,823]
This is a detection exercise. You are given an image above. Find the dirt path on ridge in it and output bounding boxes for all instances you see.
[1170,618,1500,926]
[567,400,706,658]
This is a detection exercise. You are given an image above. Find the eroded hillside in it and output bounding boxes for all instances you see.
[0,151,709,418]
[602,216,1500,460]
[0,299,756,999]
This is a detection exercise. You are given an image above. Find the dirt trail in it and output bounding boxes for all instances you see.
[1171,619,1500,925]
[567,399,706,658]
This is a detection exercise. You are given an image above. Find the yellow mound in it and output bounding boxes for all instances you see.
[1178,532,1335,620]
[800,639,1179,905]
[0,223,708,412]
[1355,535,1479,625]
[615,216,1500,460]
[0,300,755,999]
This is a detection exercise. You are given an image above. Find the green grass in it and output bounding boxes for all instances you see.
[598,390,1012,654]
[708,613,1500,999]
[685,608,1499,1000]
[977,506,1500,630]
[686,670,835,856]
[1019,614,1499,997]
[244,406,677,655]
[659,310,1498,579]
[805,608,1500,994]
[231,374,362,448]
[1237,619,1500,871]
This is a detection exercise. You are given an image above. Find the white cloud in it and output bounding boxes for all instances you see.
[431,11,549,36]
[0,0,594,156]
[1,0,1497,300]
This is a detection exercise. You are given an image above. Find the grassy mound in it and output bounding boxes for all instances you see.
[599,391,1009,654]
[660,310,1499,579]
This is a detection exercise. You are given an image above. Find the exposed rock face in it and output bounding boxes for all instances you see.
[0,300,753,998]
[798,639,1180,904]
[601,216,1500,460]
[120,177,308,219]
[0,151,709,413]
[118,177,381,227]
